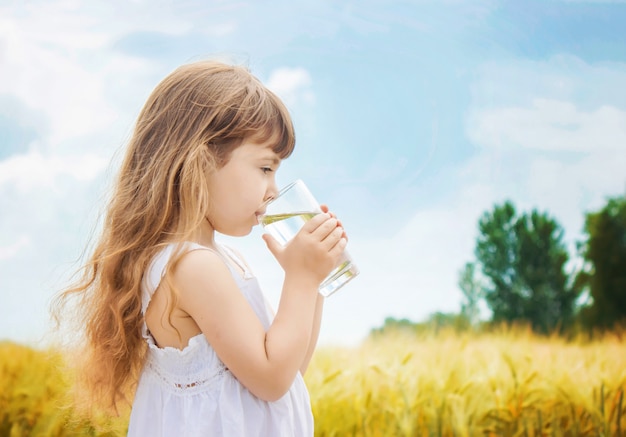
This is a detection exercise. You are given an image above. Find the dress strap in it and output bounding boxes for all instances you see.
[219,245,254,280]
[142,243,254,314]
[186,242,253,280]
[142,244,174,316]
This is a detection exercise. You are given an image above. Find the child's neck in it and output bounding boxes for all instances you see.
[193,218,217,249]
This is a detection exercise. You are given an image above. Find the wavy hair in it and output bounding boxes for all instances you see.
[52,60,295,413]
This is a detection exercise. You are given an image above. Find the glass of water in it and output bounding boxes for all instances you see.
[259,179,359,297]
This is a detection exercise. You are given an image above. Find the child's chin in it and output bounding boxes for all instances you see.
[222,227,253,237]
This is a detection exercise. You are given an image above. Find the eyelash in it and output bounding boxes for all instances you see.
[261,167,273,174]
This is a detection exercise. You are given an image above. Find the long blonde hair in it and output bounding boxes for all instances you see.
[52,60,295,413]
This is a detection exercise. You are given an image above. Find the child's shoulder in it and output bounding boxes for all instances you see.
[172,243,227,277]
[170,244,236,295]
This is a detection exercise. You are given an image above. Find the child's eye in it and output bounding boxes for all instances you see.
[261,167,273,174]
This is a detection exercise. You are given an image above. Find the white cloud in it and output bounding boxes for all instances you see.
[466,98,626,213]
[265,67,315,108]
[204,21,238,37]
[0,235,31,261]
[467,99,626,153]
[465,57,626,255]
[471,55,626,110]
[0,2,184,148]
[0,7,119,144]
[0,149,109,192]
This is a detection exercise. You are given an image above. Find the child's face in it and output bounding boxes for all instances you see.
[206,139,281,237]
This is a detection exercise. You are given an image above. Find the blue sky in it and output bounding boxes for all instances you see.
[1,0,625,346]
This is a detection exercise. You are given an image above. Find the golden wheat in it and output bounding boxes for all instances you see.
[306,327,626,436]
[1,326,624,436]
[0,342,127,437]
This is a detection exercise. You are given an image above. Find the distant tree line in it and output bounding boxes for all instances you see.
[372,194,626,337]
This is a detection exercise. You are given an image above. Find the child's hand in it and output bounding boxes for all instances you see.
[262,207,347,289]
[320,204,348,241]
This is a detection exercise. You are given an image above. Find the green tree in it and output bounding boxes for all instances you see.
[369,317,418,336]
[458,262,482,327]
[576,195,626,329]
[474,201,580,333]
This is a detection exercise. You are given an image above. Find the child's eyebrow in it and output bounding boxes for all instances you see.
[261,155,281,165]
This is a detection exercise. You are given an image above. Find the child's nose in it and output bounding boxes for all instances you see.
[265,181,279,202]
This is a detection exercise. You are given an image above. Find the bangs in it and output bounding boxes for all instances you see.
[197,63,296,164]
[243,88,295,160]
[247,121,294,160]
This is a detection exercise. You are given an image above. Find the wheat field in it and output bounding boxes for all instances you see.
[1,326,625,436]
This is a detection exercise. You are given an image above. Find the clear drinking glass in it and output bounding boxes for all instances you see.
[259,179,359,297]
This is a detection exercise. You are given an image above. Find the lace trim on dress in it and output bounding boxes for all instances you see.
[143,355,229,395]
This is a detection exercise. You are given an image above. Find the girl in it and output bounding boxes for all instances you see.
[53,60,347,436]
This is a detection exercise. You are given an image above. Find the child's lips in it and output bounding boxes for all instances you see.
[255,210,266,224]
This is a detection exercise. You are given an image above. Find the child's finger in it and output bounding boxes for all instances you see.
[329,237,348,256]
[311,217,339,241]
[321,226,345,251]
[321,206,336,219]
[322,208,347,240]
[262,233,283,257]
[301,212,331,233]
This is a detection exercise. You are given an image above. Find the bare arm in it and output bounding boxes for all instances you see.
[299,293,324,375]
[298,206,347,374]
[176,213,346,402]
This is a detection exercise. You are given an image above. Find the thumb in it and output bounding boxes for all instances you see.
[262,233,283,257]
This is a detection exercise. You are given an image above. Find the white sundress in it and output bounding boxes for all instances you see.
[127,243,314,437]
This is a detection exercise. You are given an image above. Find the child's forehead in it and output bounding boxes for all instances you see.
[244,131,282,151]
[245,128,280,146]
[238,140,282,161]
[245,124,294,160]
[257,146,282,164]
